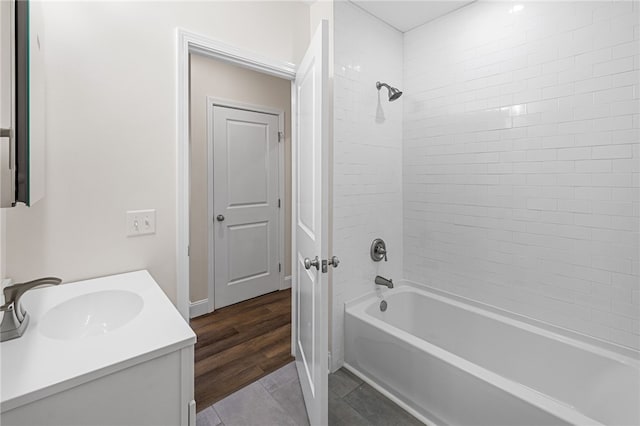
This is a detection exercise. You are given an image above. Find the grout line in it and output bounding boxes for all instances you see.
[341,382,365,401]
[213,407,225,426]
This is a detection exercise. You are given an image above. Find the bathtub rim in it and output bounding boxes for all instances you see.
[345,283,640,426]
[346,280,640,363]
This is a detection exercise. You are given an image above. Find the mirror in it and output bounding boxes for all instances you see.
[0,0,46,208]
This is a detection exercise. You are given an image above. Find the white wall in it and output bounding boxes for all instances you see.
[332,1,403,369]
[189,54,292,303]
[5,1,310,302]
[403,1,640,349]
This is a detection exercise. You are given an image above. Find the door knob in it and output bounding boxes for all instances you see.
[328,256,340,268]
[216,215,225,222]
[304,256,320,270]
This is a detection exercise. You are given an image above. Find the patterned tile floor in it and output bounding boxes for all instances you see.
[196,361,423,426]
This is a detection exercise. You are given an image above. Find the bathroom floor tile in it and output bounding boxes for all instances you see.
[213,381,298,426]
[329,367,363,398]
[269,375,310,426]
[259,360,298,393]
[201,364,421,426]
[196,406,223,426]
[343,383,423,426]
[329,395,370,426]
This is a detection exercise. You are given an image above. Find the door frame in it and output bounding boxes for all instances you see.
[176,28,296,320]
[206,98,286,313]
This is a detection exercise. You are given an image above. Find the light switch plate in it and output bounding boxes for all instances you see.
[126,209,156,237]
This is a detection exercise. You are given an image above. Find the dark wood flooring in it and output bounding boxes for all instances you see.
[191,289,294,411]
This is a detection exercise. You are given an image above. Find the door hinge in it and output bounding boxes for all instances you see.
[278,131,283,142]
[278,198,281,208]
[187,245,190,257]
[278,263,282,273]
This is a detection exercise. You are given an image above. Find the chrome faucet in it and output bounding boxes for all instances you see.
[1,277,62,342]
[375,275,394,289]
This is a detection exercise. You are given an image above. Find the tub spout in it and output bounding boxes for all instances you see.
[375,275,393,289]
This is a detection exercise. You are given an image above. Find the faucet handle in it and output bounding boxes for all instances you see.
[370,238,388,262]
[378,247,388,262]
[3,277,62,322]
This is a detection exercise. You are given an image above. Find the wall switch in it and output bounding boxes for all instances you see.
[126,209,156,237]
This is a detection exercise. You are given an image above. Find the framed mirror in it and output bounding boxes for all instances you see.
[0,0,45,208]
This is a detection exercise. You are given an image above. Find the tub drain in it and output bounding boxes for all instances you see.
[380,300,387,312]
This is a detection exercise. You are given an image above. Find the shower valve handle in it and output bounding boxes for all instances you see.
[378,247,388,262]
[371,239,388,262]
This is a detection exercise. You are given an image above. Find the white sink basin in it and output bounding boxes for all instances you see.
[39,290,144,340]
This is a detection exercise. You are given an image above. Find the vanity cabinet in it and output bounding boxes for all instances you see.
[0,271,197,426]
[2,347,195,426]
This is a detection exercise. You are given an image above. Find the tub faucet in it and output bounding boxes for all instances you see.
[1,277,62,342]
[375,275,393,289]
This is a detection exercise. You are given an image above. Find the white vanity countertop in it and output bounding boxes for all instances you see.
[0,270,196,412]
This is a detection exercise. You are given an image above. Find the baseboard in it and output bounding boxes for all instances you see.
[282,275,292,290]
[189,299,210,319]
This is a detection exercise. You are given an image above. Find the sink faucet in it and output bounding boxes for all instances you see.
[375,275,393,289]
[1,277,62,342]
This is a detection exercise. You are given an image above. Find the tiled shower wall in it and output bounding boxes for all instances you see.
[332,1,403,369]
[403,1,640,349]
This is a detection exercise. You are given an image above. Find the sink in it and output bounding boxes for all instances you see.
[38,290,144,340]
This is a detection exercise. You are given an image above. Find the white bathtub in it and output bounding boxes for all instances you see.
[344,283,640,426]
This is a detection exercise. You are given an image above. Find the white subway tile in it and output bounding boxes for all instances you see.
[574,76,613,94]
[592,144,633,159]
[594,86,634,104]
[558,199,592,213]
[542,83,574,99]
[558,147,592,160]
[593,57,634,77]
[613,41,639,60]
[575,187,612,201]
[575,47,612,68]
[611,100,640,116]
[401,1,639,349]
[613,70,640,88]
[575,159,612,173]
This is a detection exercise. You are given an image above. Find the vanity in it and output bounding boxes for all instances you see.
[0,271,197,426]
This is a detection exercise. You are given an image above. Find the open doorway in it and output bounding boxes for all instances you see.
[177,22,330,424]
[188,53,293,408]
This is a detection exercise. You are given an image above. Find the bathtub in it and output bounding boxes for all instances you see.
[344,283,640,426]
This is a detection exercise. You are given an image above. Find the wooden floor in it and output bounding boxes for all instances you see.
[191,289,294,411]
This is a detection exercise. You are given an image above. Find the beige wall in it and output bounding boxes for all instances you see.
[189,54,292,303]
[5,1,309,302]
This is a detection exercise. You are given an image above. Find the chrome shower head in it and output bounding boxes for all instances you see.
[376,81,403,101]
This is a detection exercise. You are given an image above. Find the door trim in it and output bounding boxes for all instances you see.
[177,29,297,319]
[206,98,286,313]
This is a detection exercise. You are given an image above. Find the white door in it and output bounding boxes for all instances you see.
[293,21,329,426]
[213,106,280,309]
